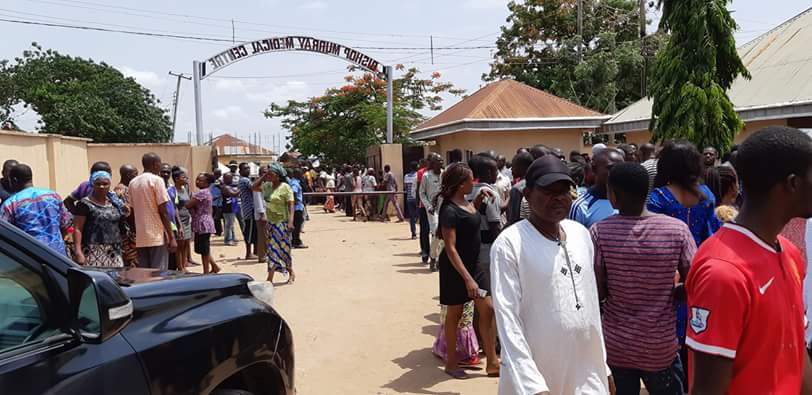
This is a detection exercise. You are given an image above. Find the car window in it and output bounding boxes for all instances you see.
[0,253,54,353]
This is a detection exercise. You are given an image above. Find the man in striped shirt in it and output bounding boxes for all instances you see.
[591,162,696,395]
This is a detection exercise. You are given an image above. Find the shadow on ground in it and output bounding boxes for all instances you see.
[422,312,441,336]
[398,268,433,275]
[233,260,265,266]
[382,348,460,395]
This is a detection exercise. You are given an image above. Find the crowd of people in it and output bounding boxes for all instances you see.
[1,125,811,394]
[0,153,323,284]
[408,126,812,395]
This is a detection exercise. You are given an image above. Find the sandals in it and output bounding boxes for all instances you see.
[444,369,468,380]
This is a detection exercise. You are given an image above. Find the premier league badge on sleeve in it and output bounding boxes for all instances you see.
[690,307,710,334]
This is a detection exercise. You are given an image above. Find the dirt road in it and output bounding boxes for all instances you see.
[196,209,498,394]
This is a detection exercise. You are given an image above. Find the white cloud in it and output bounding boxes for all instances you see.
[245,80,311,104]
[300,1,327,10]
[213,79,249,92]
[213,105,246,119]
[118,66,165,90]
[464,0,506,9]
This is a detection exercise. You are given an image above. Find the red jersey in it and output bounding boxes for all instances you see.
[686,223,806,394]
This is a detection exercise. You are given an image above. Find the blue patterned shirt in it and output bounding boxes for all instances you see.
[1,187,71,255]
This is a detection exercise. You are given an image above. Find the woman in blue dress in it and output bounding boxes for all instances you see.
[648,140,721,246]
[647,139,720,392]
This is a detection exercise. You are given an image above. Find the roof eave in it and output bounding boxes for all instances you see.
[601,100,812,134]
[412,116,611,141]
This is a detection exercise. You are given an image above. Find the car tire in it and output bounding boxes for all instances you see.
[211,390,254,395]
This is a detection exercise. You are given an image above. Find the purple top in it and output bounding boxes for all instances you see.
[591,214,697,371]
[70,181,93,200]
[190,188,216,234]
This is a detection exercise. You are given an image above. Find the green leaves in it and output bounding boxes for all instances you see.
[265,68,463,166]
[650,0,749,153]
[0,43,172,142]
[486,0,656,114]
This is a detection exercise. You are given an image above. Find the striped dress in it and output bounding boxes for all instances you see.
[591,214,697,371]
[262,182,294,274]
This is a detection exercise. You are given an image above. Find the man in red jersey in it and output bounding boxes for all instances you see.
[687,126,812,394]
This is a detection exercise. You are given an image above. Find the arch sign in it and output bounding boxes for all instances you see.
[192,36,393,146]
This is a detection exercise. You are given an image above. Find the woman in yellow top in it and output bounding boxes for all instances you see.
[254,163,296,284]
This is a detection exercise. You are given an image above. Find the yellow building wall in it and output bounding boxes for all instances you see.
[87,144,213,184]
[624,131,654,147]
[0,131,214,196]
[608,118,788,151]
[735,118,787,144]
[431,129,585,159]
[0,131,53,193]
[51,136,91,197]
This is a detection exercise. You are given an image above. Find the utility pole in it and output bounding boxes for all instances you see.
[430,35,434,65]
[577,0,584,62]
[639,0,647,96]
[168,71,191,137]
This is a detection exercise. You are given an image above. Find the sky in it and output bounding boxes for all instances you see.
[1,0,809,151]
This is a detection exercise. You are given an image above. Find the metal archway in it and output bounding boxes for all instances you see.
[192,35,393,146]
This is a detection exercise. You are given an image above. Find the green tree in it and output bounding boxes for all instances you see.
[649,0,750,152]
[486,0,661,114]
[0,43,172,143]
[265,66,464,165]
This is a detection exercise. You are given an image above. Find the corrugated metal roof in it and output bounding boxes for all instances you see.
[414,79,604,133]
[606,6,812,130]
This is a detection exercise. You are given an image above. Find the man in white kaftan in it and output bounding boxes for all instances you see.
[491,155,611,395]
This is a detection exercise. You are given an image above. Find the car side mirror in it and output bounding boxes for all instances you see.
[67,268,133,343]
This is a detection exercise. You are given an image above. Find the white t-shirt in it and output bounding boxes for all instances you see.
[495,172,512,202]
[362,175,377,192]
[491,219,609,395]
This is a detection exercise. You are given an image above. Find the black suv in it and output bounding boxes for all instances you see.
[0,221,294,395]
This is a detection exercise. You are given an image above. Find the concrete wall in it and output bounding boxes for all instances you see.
[610,118,789,150]
[0,130,214,197]
[0,130,92,197]
[51,136,90,197]
[87,143,213,183]
[0,131,54,192]
[430,129,585,159]
[624,130,654,147]
[735,118,787,144]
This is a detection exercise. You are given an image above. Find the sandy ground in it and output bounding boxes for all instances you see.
[191,207,498,395]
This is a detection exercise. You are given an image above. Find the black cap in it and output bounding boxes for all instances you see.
[525,155,575,188]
